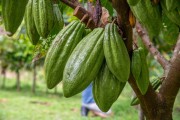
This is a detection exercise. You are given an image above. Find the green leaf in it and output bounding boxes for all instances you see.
[161,13,179,45]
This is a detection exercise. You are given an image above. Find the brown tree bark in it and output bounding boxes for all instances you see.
[139,105,145,120]
[1,69,6,88]
[16,70,20,91]
[32,63,36,93]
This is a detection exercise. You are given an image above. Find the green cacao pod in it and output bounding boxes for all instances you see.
[44,21,85,89]
[25,0,40,45]
[63,28,104,98]
[131,78,161,106]
[161,0,180,26]
[130,0,162,37]
[127,0,141,6]
[33,0,55,38]
[50,4,64,35]
[93,63,126,112]
[104,23,130,82]
[131,49,141,82]
[2,0,28,36]
[137,48,149,95]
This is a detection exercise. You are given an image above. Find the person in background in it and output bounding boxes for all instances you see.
[81,83,112,118]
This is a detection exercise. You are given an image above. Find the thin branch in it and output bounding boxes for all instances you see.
[171,34,180,63]
[136,22,169,70]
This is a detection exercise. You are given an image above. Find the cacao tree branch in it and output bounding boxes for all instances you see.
[59,0,79,8]
[159,36,180,111]
[136,22,170,70]
[59,0,96,28]
[111,0,158,118]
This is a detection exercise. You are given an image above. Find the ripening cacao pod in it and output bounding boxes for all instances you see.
[63,28,104,97]
[44,21,85,89]
[104,23,130,82]
[2,0,28,36]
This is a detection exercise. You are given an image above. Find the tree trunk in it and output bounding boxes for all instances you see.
[141,98,173,120]
[46,87,49,94]
[16,70,20,91]
[1,71,6,88]
[54,86,57,94]
[32,64,36,93]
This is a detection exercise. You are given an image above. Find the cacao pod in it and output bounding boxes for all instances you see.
[63,28,104,98]
[33,0,55,38]
[25,0,40,45]
[137,48,150,95]
[130,0,162,37]
[93,63,126,112]
[2,0,28,36]
[104,23,130,82]
[50,4,64,35]
[44,21,85,89]
[131,49,141,82]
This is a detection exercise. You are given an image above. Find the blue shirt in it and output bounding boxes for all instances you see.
[82,83,94,104]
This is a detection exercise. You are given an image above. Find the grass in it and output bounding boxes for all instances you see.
[0,69,179,120]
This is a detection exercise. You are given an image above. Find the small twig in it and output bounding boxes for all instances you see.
[171,34,180,63]
[80,14,89,22]
[73,6,96,29]
[60,0,96,28]
[136,22,169,70]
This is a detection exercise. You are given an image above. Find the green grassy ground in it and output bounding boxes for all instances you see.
[0,71,179,120]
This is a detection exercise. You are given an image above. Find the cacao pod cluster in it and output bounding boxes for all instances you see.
[44,21,130,112]
[2,0,64,45]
